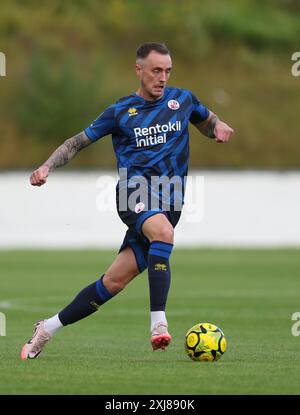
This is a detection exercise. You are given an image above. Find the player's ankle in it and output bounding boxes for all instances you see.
[43,314,63,337]
[150,311,168,332]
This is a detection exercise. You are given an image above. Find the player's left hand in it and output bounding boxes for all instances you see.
[214,121,234,143]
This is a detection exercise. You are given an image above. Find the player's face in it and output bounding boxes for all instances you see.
[136,51,172,100]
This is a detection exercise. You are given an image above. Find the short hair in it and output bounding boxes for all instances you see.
[136,42,170,60]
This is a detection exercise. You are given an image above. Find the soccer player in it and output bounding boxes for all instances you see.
[21,42,233,359]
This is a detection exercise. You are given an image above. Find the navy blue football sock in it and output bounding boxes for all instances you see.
[58,275,114,326]
[148,241,173,312]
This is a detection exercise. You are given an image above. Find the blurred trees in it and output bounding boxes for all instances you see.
[0,0,299,168]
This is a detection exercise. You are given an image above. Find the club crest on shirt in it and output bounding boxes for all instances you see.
[135,202,145,213]
[128,107,138,116]
[167,99,180,110]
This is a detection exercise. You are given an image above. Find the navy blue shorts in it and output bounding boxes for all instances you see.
[117,199,182,273]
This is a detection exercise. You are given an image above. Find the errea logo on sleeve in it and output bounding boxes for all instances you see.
[128,107,138,117]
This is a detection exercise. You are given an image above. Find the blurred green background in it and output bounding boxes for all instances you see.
[0,0,299,169]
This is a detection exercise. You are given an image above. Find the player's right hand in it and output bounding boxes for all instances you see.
[30,165,50,186]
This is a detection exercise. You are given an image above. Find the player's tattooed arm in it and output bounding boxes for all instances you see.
[44,131,91,171]
[196,112,219,138]
[30,131,91,186]
[195,111,234,143]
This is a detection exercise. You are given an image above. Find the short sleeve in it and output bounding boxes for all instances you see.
[189,92,210,125]
[85,105,116,142]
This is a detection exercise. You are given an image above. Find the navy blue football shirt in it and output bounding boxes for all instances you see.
[85,86,209,208]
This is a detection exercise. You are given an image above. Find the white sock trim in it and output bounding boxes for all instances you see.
[151,311,167,332]
[44,314,63,337]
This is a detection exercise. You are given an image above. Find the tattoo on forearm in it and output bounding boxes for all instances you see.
[201,114,219,138]
[43,132,90,171]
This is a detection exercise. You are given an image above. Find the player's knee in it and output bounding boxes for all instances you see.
[104,277,126,294]
[152,225,174,243]
[103,272,137,295]
[107,279,125,294]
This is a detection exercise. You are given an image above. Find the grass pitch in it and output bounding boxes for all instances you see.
[1,249,300,395]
